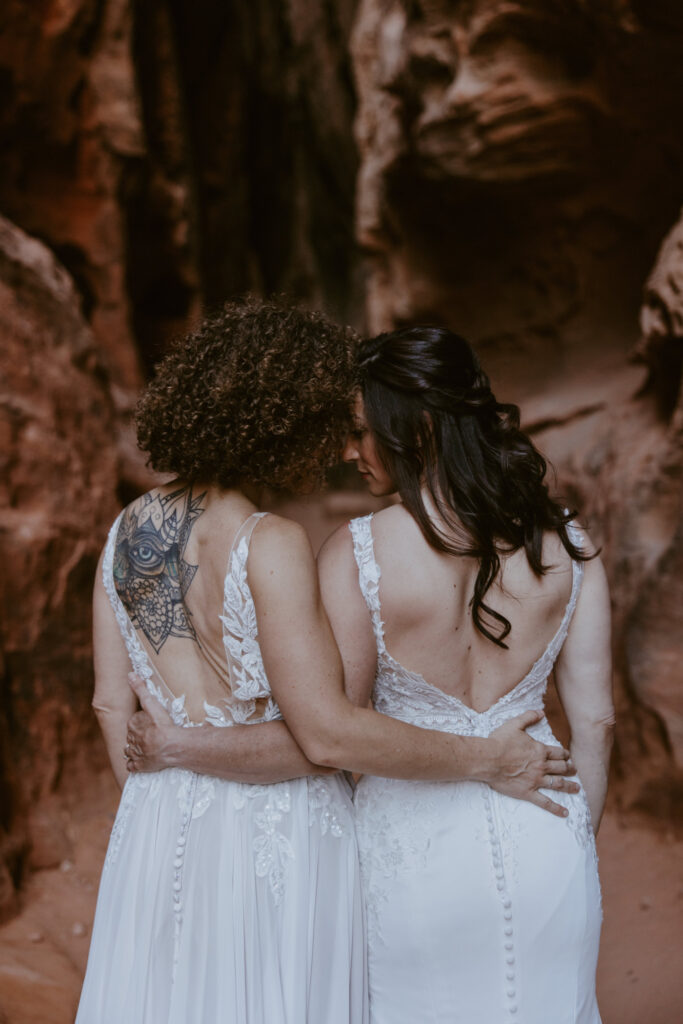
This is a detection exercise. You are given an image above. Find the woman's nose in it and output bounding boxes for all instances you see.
[342,438,358,462]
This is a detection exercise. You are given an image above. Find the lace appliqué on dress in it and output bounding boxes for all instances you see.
[349,515,386,653]
[230,782,293,904]
[349,513,593,925]
[220,530,275,714]
[308,777,347,838]
[103,777,141,871]
[253,787,294,904]
[177,770,217,820]
[218,514,297,903]
[355,779,439,945]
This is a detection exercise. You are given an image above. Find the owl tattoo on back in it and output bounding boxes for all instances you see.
[113,486,206,653]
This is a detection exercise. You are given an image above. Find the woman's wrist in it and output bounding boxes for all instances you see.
[458,736,495,783]
[161,724,192,769]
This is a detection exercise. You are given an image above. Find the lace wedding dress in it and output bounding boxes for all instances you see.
[77,512,367,1024]
[350,514,601,1024]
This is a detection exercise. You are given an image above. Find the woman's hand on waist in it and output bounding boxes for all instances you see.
[481,710,580,816]
[125,673,178,773]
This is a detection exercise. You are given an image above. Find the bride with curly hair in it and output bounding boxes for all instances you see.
[78,300,579,1024]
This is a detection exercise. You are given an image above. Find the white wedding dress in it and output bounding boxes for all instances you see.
[350,514,601,1024]
[77,512,368,1024]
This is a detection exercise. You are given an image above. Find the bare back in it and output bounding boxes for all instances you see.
[111,482,261,721]
[363,504,576,713]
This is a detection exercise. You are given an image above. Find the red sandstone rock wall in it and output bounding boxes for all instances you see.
[0,0,146,391]
[1,0,682,925]
[351,0,683,809]
[0,0,361,919]
[0,215,120,919]
[0,0,361,382]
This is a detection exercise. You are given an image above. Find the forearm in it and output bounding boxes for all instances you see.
[308,703,496,782]
[253,527,570,805]
[158,720,333,783]
[570,724,614,832]
[94,707,129,789]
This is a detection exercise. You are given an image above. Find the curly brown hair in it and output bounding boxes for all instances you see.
[136,298,359,492]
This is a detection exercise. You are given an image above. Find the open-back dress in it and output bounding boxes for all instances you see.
[76,511,368,1024]
[350,513,601,1024]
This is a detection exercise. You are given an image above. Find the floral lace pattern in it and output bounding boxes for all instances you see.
[348,517,386,655]
[350,514,584,737]
[253,786,294,904]
[103,510,347,903]
[354,778,441,945]
[349,514,591,912]
[350,513,583,737]
[308,777,348,838]
[103,776,139,871]
[220,519,275,709]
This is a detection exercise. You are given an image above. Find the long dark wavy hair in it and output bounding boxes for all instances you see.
[357,326,590,647]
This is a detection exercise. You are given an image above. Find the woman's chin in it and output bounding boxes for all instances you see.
[363,478,395,498]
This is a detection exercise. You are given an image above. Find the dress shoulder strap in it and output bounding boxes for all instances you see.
[227,512,268,573]
[547,518,585,660]
[220,511,275,713]
[348,514,386,654]
[222,511,269,625]
[564,518,585,615]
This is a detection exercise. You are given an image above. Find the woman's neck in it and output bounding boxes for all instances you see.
[239,480,265,508]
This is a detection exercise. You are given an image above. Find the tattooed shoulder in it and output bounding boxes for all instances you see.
[113,486,206,653]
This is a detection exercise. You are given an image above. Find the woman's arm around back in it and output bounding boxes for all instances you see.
[249,515,577,812]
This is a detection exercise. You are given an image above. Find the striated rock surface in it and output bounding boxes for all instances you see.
[0,0,364,936]
[0,7,681,1016]
[0,0,363,916]
[352,0,683,370]
[0,215,121,919]
[621,209,683,777]
[0,0,361,386]
[0,0,147,389]
[1,0,682,946]
[352,0,683,812]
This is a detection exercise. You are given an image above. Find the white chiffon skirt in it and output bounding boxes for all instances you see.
[76,768,367,1024]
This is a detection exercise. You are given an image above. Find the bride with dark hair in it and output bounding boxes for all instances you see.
[326,325,614,1023]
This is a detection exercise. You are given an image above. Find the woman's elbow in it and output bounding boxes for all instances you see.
[596,707,617,734]
[571,712,616,747]
[298,733,343,769]
[91,698,107,721]
[91,698,122,726]
[294,714,349,769]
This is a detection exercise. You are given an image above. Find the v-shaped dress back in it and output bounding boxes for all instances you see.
[350,513,601,1024]
[77,511,368,1024]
